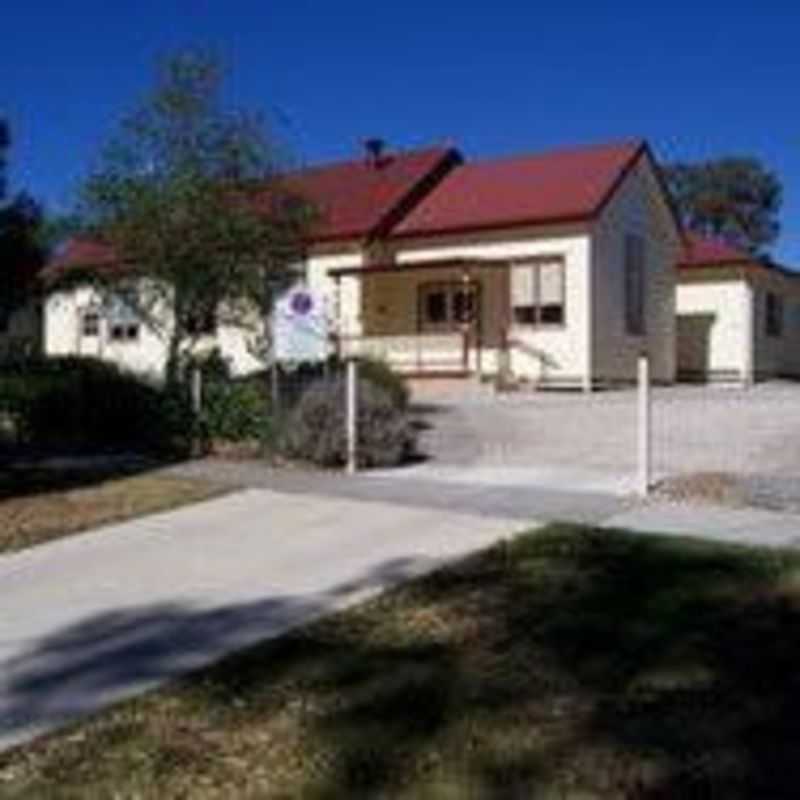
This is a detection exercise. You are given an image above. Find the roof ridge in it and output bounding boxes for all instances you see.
[465,138,645,168]
[289,144,454,176]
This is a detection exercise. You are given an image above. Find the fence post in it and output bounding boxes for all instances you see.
[637,353,651,497]
[346,357,358,474]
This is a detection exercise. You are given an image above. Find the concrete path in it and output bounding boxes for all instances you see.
[170,459,628,525]
[4,463,800,756]
[0,489,524,753]
[603,503,800,549]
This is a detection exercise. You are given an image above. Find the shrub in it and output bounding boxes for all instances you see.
[0,357,193,454]
[281,375,416,468]
[200,378,270,442]
[357,357,409,409]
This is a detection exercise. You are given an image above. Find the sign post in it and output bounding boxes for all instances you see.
[637,353,651,497]
[346,358,358,474]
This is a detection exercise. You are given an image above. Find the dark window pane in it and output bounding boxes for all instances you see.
[82,313,99,336]
[513,306,537,325]
[539,304,564,324]
[425,291,448,323]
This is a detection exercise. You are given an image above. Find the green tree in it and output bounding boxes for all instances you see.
[55,50,314,384]
[0,119,9,200]
[0,122,45,330]
[665,157,782,255]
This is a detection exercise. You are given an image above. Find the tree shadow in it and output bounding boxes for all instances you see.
[4,526,800,797]
[0,451,186,502]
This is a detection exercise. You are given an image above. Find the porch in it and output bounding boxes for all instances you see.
[331,256,579,385]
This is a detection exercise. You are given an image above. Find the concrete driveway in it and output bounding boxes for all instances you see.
[404,381,800,495]
[0,489,523,753]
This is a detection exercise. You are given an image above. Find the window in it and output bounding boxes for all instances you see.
[106,288,140,343]
[424,290,448,324]
[624,234,646,336]
[419,282,480,330]
[766,291,783,338]
[511,259,565,326]
[81,310,100,337]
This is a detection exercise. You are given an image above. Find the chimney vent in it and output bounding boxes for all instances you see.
[363,138,387,168]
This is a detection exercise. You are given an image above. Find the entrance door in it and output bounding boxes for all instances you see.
[418,281,481,334]
[417,281,482,373]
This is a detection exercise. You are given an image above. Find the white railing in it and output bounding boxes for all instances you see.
[338,333,467,373]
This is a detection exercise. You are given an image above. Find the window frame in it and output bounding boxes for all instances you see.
[106,287,141,344]
[509,257,567,329]
[417,280,481,333]
[766,290,784,338]
[624,234,646,337]
[81,308,101,338]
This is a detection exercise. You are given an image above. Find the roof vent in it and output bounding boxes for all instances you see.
[363,137,388,168]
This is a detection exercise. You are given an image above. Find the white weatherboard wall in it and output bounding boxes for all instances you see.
[591,157,679,384]
[389,225,592,386]
[44,285,264,381]
[676,271,751,381]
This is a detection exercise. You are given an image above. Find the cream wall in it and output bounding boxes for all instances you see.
[750,268,800,379]
[304,247,364,340]
[387,225,593,386]
[676,270,751,381]
[676,266,800,382]
[591,157,679,384]
[44,284,264,381]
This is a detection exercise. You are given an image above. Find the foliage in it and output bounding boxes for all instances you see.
[665,157,782,254]
[0,357,193,454]
[0,193,46,322]
[0,118,8,200]
[0,122,46,324]
[55,50,315,384]
[357,356,410,409]
[202,378,271,443]
[282,375,416,467]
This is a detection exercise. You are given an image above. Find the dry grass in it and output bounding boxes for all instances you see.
[3,526,800,798]
[0,471,230,555]
[653,471,751,507]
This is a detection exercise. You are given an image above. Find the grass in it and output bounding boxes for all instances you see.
[3,525,800,798]
[0,468,230,555]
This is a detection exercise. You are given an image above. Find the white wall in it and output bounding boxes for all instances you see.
[388,224,593,386]
[44,284,265,381]
[304,247,364,339]
[676,266,800,382]
[676,271,750,381]
[591,156,680,383]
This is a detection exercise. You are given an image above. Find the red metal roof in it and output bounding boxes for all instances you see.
[270,146,461,243]
[392,140,647,238]
[678,233,753,268]
[42,237,119,282]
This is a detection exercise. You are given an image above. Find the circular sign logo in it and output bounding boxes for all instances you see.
[290,290,313,316]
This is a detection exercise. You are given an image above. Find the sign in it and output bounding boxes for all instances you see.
[273,287,329,363]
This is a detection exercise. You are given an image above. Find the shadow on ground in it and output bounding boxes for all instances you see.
[3,527,800,798]
[0,450,183,502]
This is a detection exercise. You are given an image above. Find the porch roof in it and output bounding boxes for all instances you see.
[329,256,542,278]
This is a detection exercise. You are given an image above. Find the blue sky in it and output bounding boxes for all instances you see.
[3,1,799,261]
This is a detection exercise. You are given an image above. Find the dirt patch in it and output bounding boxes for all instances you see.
[653,472,751,507]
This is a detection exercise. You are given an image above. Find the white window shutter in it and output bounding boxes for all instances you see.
[511,264,535,306]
